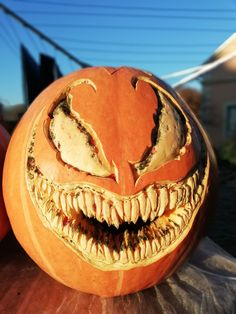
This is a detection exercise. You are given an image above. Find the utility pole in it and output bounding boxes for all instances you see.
[0,3,91,68]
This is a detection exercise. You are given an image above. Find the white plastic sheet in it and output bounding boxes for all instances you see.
[102,237,236,313]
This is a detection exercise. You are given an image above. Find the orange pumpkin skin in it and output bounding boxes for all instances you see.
[0,124,10,241]
[3,67,217,296]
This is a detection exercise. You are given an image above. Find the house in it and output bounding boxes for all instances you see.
[200,33,236,148]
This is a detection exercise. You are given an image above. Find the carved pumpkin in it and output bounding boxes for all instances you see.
[3,67,216,296]
[0,124,10,240]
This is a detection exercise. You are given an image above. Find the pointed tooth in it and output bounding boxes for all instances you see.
[80,234,87,250]
[180,187,186,206]
[138,193,146,219]
[68,224,74,238]
[140,242,146,260]
[53,191,60,209]
[97,244,105,260]
[57,215,64,231]
[127,248,135,263]
[63,223,70,236]
[36,177,43,190]
[169,190,178,210]
[194,193,200,206]
[71,226,79,244]
[155,238,161,252]
[187,182,195,206]
[45,200,54,212]
[66,194,74,217]
[94,194,102,221]
[168,226,176,242]
[172,214,185,229]
[113,199,123,220]
[143,197,151,222]
[104,245,113,263]
[184,185,191,203]
[147,187,157,211]
[168,218,180,234]
[157,232,165,247]
[112,250,120,261]
[60,193,67,216]
[187,177,195,192]
[150,210,157,222]
[41,200,48,215]
[158,187,168,216]
[84,191,95,218]
[183,205,192,222]
[123,200,131,222]
[111,208,120,229]
[77,192,87,216]
[182,210,190,224]
[169,227,175,243]
[131,198,139,224]
[86,238,93,253]
[47,184,53,197]
[185,202,192,213]
[41,179,47,192]
[175,187,183,207]
[72,194,79,212]
[197,184,203,196]
[134,247,140,262]
[158,228,167,246]
[50,206,57,220]
[193,170,199,187]
[91,242,97,256]
[45,208,53,221]
[145,240,152,258]
[67,193,73,211]
[120,250,128,264]
[151,239,160,253]
[34,185,39,202]
[51,215,59,229]
[165,228,171,246]
[102,200,111,225]
[72,231,78,243]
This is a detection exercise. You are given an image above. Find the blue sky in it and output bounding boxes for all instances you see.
[0,0,236,105]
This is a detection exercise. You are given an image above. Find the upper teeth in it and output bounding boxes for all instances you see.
[33,167,202,228]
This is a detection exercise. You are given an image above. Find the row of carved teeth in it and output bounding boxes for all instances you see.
[33,168,203,229]
[41,204,195,264]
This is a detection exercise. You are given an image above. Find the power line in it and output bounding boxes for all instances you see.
[0,3,90,68]
[66,46,210,55]
[15,10,236,21]
[10,0,236,13]
[2,12,19,47]
[35,23,235,33]
[54,37,219,48]
[24,27,41,54]
[80,55,202,64]
[0,28,18,56]
[6,13,22,44]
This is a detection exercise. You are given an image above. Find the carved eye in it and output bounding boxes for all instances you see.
[49,99,114,177]
[133,89,187,177]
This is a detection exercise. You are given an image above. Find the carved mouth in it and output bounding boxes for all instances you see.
[26,148,209,270]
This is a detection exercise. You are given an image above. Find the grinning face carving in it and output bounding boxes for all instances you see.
[26,67,211,270]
